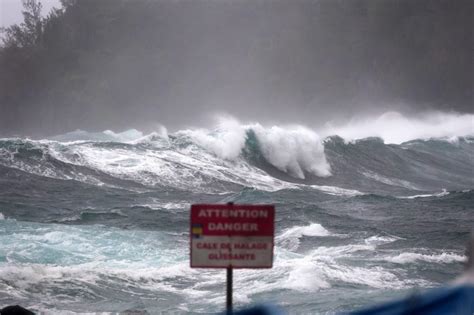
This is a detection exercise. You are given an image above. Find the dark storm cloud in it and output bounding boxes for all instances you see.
[0,0,472,136]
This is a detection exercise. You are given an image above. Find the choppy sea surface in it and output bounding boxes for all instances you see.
[0,122,473,314]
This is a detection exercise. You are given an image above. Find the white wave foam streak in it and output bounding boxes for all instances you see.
[276,222,331,250]
[361,170,420,190]
[196,249,412,307]
[252,124,331,179]
[321,111,474,144]
[280,222,332,238]
[0,212,4,220]
[312,244,377,257]
[398,189,450,199]
[385,252,466,264]
[308,184,364,196]
[138,200,189,211]
[365,235,401,246]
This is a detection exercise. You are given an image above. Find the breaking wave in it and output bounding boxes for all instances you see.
[276,222,332,250]
[0,113,473,194]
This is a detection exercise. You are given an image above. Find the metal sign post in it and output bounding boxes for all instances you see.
[226,202,233,315]
[226,266,233,314]
[190,203,275,314]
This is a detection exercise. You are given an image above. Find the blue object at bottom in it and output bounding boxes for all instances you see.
[228,285,474,315]
[349,285,474,315]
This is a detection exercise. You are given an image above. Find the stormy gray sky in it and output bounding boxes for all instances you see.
[0,0,60,27]
[0,0,472,136]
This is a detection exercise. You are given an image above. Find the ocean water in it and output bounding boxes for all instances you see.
[0,119,473,314]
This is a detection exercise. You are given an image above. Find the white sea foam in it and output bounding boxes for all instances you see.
[320,111,474,144]
[272,235,417,292]
[0,212,4,220]
[0,139,109,186]
[178,117,247,160]
[312,244,377,257]
[30,118,303,192]
[252,124,331,179]
[140,201,189,210]
[284,259,331,291]
[317,264,404,289]
[385,252,466,264]
[276,248,409,292]
[279,222,331,238]
[49,137,295,192]
[55,215,81,223]
[276,222,331,250]
[213,245,415,298]
[0,220,434,312]
[365,235,400,246]
[178,118,332,179]
[398,189,450,199]
[130,126,170,146]
[307,184,364,196]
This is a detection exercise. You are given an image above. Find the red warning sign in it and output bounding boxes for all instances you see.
[190,204,275,268]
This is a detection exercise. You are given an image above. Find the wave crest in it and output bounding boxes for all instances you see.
[321,111,474,144]
[174,117,331,179]
[252,124,331,179]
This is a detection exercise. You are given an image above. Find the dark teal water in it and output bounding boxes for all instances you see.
[0,129,472,313]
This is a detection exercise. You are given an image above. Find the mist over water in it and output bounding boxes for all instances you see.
[0,0,472,136]
[319,111,474,144]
